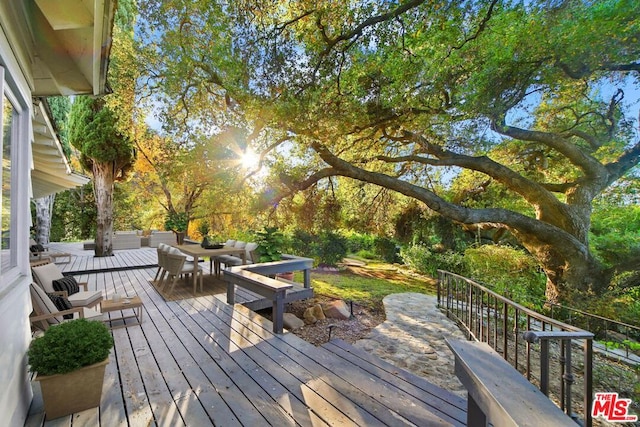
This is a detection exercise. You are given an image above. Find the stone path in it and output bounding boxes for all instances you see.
[353,292,468,397]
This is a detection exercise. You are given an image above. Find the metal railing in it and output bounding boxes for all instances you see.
[438,270,594,427]
[545,302,640,361]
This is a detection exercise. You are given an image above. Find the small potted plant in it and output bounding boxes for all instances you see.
[28,319,114,420]
[255,227,294,280]
[164,211,189,244]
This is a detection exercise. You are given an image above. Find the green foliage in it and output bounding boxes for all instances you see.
[316,231,348,267]
[137,0,640,303]
[50,184,96,241]
[28,319,113,376]
[196,221,210,239]
[255,227,285,262]
[67,96,135,172]
[464,245,546,308]
[590,203,640,267]
[342,231,375,254]
[373,236,400,264]
[46,97,72,157]
[593,277,640,327]
[355,249,377,260]
[164,211,189,232]
[289,229,315,257]
[400,244,467,277]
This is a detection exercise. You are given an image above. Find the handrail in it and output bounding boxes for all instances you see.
[438,270,594,427]
[545,301,640,360]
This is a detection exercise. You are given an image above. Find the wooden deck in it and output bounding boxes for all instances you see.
[31,243,467,426]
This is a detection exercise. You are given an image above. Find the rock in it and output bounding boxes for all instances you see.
[323,300,350,320]
[303,308,317,324]
[283,313,305,330]
[311,304,326,320]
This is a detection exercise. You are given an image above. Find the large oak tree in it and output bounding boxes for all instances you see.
[138,0,640,302]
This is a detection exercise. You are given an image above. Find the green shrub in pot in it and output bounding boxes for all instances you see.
[28,319,114,419]
[28,318,113,376]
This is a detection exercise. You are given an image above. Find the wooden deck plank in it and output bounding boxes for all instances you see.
[190,295,453,426]
[107,278,157,427]
[323,339,467,426]
[177,296,360,426]
[127,267,287,427]
[93,268,130,425]
[167,299,304,425]
[120,269,235,426]
[186,297,399,426]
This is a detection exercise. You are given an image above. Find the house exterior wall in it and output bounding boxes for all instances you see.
[0,2,114,423]
[1,9,41,426]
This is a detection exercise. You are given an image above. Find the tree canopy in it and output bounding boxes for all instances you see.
[136,0,640,302]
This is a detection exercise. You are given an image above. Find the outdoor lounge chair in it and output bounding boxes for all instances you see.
[29,282,103,331]
[31,262,103,309]
[29,238,72,263]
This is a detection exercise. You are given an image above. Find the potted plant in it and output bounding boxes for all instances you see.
[255,227,294,280]
[164,211,189,244]
[28,319,114,420]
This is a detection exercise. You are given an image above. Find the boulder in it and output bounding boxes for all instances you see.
[311,304,326,320]
[283,313,305,330]
[323,300,350,320]
[303,307,318,324]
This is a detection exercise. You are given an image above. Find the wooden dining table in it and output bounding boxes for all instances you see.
[171,244,247,288]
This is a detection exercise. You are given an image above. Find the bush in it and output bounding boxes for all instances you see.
[374,236,400,263]
[28,319,113,376]
[343,231,375,254]
[289,229,316,258]
[355,249,377,259]
[164,211,189,232]
[464,245,545,308]
[317,231,347,266]
[254,227,285,262]
[400,244,466,276]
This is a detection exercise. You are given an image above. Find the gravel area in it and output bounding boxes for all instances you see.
[258,295,386,346]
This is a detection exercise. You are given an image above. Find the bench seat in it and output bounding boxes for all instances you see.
[446,339,575,427]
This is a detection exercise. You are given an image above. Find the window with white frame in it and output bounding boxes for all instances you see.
[0,66,19,279]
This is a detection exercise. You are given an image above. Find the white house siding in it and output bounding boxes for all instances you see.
[0,13,39,427]
[0,2,114,423]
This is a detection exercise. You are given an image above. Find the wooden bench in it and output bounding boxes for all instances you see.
[445,338,576,427]
[224,269,293,333]
[223,256,314,334]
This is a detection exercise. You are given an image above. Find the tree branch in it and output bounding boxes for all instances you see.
[308,140,587,252]
[491,117,608,179]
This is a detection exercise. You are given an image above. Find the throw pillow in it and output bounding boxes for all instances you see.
[30,244,45,253]
[47,293,74,319]
[52,276,80,296]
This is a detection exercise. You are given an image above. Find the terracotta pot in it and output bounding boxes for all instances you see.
[37,358,109,420]
[276,271,295,281]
